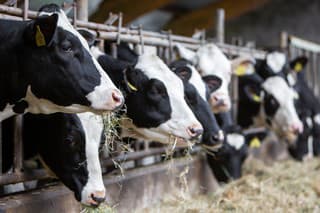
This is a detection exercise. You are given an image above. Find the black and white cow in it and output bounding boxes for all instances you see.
[257,53,320,160]
[237,69,303,143]
[175,43,249,113]
[87,41,203,145]
[169,59,224,148]
[0,4,123,121]
[2,112,105,207]
[206,111,267,182]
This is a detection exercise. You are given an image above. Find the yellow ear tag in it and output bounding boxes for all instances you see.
[127,81,138,91]
[252,93,261,102]
[294,63,303,72]
[235,65,247,76]
[35,25,46,47]
[249,137,261,148]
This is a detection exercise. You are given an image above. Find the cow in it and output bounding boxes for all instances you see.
[77,34,203,146]
[0,4,123,121]
[237,67,303,143]
[169,59,224,149]
[174,43,251,114]
[2,112,106,207]
[257,53,320,160]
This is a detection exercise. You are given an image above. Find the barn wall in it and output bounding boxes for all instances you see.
[222,0,320,47]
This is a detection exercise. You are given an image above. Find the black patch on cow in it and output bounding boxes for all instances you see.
[97,53,172,128]
[0,11,102,117]
[170,59,222,146]
[1,113,89,200]
[12,100,29,114]
[263,93,280,117]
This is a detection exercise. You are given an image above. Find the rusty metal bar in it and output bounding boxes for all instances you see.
[13,115,23,173]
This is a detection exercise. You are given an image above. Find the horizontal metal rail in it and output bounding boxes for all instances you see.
[0,4,267,57]
[289,35,320,53]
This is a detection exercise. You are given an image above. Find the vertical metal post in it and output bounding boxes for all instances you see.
[167,30,173,62]
[280,31,288,51]
[216,9,225,44]
[13,115,23,173]
[111,43,118,59]
[138,24,144,54]
[312,52,318,96]
[116,13,123,45]
[73,1,77,27]
[0,121,2,174]
[76,0,88,21]
[23,0,28,20]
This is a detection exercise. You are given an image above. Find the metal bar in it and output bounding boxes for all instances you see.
[116,12,123,44]
[289,35,320,53]
[22,0,28,20]
[0,121,2,174]
[76,0,88,21]
[216,8,225,44]
[0,169,49,185]
[13,115,23,173]
[101,146,201,167]
[138,24,144,54]
[111,42,118,58]
[72,1,77,27]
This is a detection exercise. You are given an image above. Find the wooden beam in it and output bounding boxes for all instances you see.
[90,0,174,24]
[165,0,270,35]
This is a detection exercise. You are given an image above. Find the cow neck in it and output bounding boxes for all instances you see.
[0,20,31,113]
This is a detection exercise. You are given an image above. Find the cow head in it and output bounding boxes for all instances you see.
[87,41,203,146]
[18,4,123,117]
[207,127,267,182]
[23,113,105,207]
[175,43,231,113]
[243,76,303,143]
[169,59,224,149]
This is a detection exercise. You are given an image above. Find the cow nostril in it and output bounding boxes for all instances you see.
[91,193,106,205]
[188,127,203,138]
[112,91,122,103]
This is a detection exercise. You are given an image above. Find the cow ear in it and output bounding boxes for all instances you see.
[290,56,308,72]
[174,43,197,64]
[28,14,58,47]
[202,75,222,93]
[244,85,262,103]
[123,67,147,93]
[232,56,256,76]
[244,130,268,148]
[78,29,96,47]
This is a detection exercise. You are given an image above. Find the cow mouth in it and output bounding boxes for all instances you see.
[201,143,223,152]
[282,131,298,144]
[212,102,229,113]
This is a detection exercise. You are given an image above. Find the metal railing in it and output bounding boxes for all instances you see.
[281,32,320,97]
[0,1,267,196]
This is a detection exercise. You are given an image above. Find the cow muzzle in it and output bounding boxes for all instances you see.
[85,190,106,207]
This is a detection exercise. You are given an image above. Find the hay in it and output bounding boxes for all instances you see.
[81,204,115,213]
[141,158,320,212]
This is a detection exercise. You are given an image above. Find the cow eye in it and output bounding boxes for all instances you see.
[61,41,73,53]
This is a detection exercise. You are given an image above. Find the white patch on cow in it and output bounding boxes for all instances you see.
[306,117,313,128]
[24,86,95,115]
[0,103,15,121]
[314,114,320,125]
[196,44,232,112]
[78,112,105,205]
[125,54,202,144]
[266,52,286,73]
[286,73,297,86]
[227,133,245,150]
[262,76,302,134]
[175,43,197,64]
[135,45,157,55]
[188,64,207,101]
[90,46,104,59]
[39,9,122,112]
[175,43,232,112]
